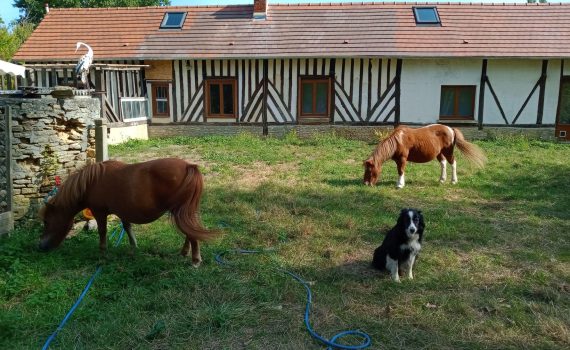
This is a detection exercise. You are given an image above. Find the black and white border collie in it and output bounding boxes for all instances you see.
[372,208,425,282]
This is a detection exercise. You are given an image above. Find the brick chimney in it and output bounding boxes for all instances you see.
[253,0,267,20]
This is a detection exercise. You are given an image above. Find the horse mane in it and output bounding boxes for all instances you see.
[369,128,403,167]
[49,162,106,210]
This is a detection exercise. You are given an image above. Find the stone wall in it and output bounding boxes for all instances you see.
[150,123,556,142]
[0,96,100,221]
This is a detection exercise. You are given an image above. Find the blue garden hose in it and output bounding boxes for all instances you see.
[41,224,125,350]
[215,249,372,350]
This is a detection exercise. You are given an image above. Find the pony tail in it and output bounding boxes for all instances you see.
[171,164,218,241]
[453,128,487,168]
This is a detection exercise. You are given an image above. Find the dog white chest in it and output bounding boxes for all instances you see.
[401,235,421,256]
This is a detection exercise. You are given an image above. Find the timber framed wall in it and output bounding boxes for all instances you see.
[170,58,402,124]
[401,58,561,127]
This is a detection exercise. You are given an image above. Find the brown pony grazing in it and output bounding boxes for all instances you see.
[363,124,486,188]
[38,158,217,266]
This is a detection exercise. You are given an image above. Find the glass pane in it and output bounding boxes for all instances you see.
[209,84,220,114]
[124,102,131,119]
[559,81,570,124]
[164,12,184,27]
[415,8,438,23]
[440,87,455,117]
[157,101,167,114]
[156,86,167,99]
[223,83,234,115]
[316,82,328,114]
[458,87,475,117]
[302,82,313,114]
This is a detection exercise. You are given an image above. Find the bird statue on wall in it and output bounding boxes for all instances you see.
[74,42,93,89]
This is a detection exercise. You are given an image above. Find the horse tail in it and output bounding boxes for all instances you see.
[452,128,487,168]
[170,163,218,241]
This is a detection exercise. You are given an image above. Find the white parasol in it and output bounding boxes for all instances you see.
[0,59,26,77]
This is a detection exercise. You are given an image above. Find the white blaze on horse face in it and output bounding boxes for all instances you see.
[451,160,458,184]
[439,159,447,183]
[396,174,405,188]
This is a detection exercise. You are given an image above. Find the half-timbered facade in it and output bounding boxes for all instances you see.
[11,1,570,139]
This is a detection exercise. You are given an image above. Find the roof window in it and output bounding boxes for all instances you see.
[413,7,440,25]
[160,12,186,29]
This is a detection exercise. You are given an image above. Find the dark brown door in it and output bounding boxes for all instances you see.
[556,77,570,140]
[152,82,170,118]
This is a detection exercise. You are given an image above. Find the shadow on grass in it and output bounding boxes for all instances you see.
[471,162,570,219]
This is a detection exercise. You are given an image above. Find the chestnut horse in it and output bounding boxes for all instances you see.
[363,124,486,188]
[39,158,216,266]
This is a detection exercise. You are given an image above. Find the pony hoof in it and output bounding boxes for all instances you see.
[191,260,202,268]
[452,180,458,185]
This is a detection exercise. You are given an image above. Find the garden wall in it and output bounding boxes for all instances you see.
[0,96,99,221]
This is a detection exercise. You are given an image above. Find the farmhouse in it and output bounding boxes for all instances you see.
[10,0,570,140]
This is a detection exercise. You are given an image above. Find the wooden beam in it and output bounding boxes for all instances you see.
[394,59,403,125]
[536,60,548,125]
[478,59,487,130]
[262,59,268,135]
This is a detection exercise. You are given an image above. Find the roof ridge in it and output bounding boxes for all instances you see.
[45,2,570,11]
[48,4,253,12]
[272,1,566,6]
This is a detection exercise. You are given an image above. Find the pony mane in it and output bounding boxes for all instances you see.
[369,129,402,166]
[49,162,105,210]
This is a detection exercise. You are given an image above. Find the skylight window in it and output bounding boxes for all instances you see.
[160,12,186,29]
[413,7,441,25]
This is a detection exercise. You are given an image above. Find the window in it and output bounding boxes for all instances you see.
[160,12,186,29]
[205,78,237,118]
[299,77,331,121]
[121,97,149,122]
[413,7,441,25]
[152,83,170,117]
[440,86,476,120]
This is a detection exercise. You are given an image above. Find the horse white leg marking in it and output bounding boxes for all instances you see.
[451,160,458,184]
[439,159,447,183]
[386,256,400,282]
[396,174,405,188]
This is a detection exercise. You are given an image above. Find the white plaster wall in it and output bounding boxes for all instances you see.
[544,60,562,125]
[400,59,481,123]
[483,60,538,125]
[108,124,149,145]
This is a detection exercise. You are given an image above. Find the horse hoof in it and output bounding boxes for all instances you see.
[452,180,458,185]
[191,260,202,268]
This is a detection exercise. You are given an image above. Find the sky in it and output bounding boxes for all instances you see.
[0,0,560,27]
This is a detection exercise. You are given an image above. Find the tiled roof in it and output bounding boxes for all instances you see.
[13,2,570,61]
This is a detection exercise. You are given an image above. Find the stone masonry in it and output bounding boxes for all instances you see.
[0,96,100,221]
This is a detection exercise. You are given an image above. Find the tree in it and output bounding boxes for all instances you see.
[0,17,34,61]
[13,0,172,25]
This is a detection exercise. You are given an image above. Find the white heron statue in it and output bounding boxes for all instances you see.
[74,42,93,89]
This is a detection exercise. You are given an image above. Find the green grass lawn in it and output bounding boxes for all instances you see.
[1,133,569,349]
